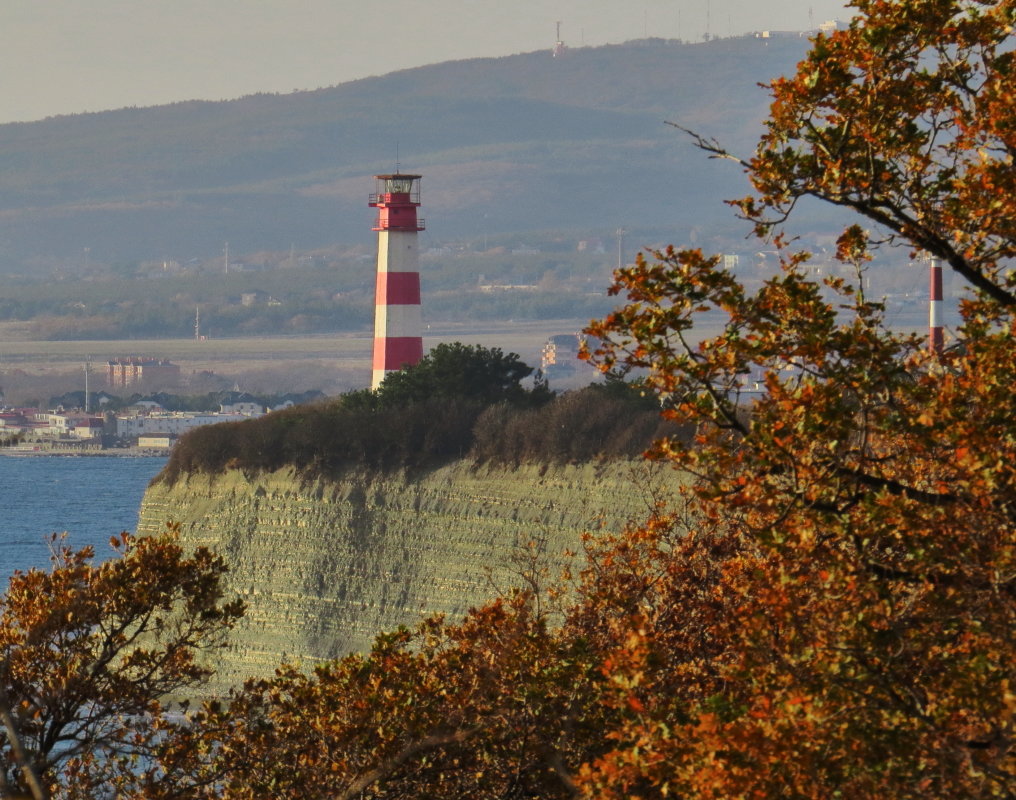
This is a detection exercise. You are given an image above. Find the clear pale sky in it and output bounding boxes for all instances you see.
[1,0,851,124]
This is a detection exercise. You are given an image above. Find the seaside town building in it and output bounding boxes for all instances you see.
[106,357,181,388]
[114,409,263,440]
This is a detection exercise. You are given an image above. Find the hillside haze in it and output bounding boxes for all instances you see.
[0,36,815,275]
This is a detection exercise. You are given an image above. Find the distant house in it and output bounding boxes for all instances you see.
[818,19,849,34]
[240,290,271,307]
[128,399,165,413]
[542,333,583,372]
[33,413,103,439]
[69,416,104,439]
[219,391,264,416]
[754,29,808,39]
[137,434,174,449]
[219,401,263,416]
[0,411,35,433]
[270,390,325,411]
[48,389,118,411]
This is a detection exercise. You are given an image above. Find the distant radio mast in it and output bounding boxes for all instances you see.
[553,21,567,57]
[83,356,90,413]
[195,306,201,341]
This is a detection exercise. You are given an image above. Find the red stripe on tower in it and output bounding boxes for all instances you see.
[369,173,426,389]
[929,257,943,355]
[375,272,421,305]
[372,337,424,370]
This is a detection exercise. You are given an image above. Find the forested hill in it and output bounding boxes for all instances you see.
[0,36,814,275]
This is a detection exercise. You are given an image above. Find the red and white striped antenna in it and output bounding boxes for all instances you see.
[928,255,944,355]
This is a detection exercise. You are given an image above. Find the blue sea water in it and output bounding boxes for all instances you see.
[0,455,168,580]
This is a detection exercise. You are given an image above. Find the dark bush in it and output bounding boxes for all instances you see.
[469,385,689,466]
[370,342,549,409]
[154,343,685,486]
[156,382,688,487]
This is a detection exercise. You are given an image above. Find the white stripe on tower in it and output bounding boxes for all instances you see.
[370,174,424,389]
[929,257,943,355]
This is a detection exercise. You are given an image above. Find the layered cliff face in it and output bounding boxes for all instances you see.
[137,459,679,695]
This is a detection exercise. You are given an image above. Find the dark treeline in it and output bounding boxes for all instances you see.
[158,383,686,486]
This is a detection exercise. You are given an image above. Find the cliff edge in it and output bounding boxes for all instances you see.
[137,458,678,695]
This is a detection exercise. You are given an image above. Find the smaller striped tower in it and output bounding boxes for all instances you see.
[929,257,944,355]
[369,173,425,389]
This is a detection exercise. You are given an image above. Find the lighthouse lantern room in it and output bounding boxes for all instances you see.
[369,173,425,389]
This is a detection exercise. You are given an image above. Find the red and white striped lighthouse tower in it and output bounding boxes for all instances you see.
[369,173,425,389]
[929,257,944,355]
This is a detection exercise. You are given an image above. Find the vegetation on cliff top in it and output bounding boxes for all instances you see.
[157,342,683,486]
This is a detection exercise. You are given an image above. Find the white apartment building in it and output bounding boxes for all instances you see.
[115,411,261,440]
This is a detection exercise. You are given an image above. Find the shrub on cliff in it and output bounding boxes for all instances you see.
[349,342,550,409]
[156,343,674,484]
[158,396,476,483]
[470,383,689,465]
[158,381,674,486]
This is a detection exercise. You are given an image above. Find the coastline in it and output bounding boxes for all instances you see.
[0,446,169,458]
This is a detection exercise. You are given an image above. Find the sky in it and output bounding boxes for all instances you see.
[0,0,851,124]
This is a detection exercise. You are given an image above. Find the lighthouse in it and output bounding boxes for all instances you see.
[369,173,425,389]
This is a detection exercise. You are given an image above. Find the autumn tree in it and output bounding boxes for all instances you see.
[136,2,1013,798]
[0,526,243,799]
[576,0,1016,796]
[142,591,603,800]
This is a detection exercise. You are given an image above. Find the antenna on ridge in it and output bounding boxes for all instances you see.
[395,141,400,174]
[553,21,567,57]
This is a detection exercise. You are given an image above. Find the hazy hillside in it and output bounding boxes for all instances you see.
[0,36,817,275]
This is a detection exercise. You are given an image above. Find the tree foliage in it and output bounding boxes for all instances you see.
[577,244,1014,796]
[0,526,243,799]
[104,2,1016,797]
[143,592,606,800]
[692,0,1016,308]
[575,0,1016,794]
[361,342,546,409]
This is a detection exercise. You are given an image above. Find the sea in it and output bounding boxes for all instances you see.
[0,455,168,581]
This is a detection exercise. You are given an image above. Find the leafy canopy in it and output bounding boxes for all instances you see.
[578,0,1016,795]
[361,342,545,408]
[0,526,243,800]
